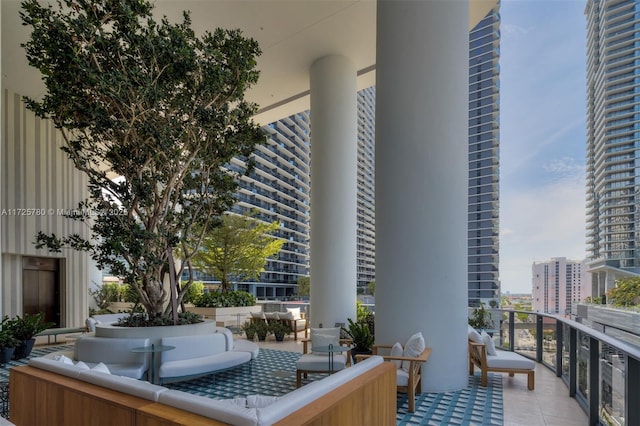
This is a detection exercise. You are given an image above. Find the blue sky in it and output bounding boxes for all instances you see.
[499,0,588,294]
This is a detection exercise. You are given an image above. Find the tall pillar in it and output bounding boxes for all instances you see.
[309,55,357,328]
[375,1,469,391]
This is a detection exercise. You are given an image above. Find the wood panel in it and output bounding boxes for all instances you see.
[274,361,397,426]
[11,362,396,426]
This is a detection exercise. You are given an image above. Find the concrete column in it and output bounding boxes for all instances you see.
[309,55,357,328]
[375,1,469,391]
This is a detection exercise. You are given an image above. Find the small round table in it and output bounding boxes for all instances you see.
[130,344,175,384]
[311,344,351,374]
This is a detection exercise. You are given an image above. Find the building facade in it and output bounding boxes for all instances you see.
[532,257,592,316]
[467,5,501,307]
[585,0,640,296]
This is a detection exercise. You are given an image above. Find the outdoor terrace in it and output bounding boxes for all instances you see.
[12,309,607,426]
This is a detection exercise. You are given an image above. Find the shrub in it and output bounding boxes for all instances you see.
[193,290,256,308]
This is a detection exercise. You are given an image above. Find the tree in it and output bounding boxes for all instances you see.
[23,0,265,320]
[608,277,640,307]
[296,276,310,297]
[367,280,375,295]
[191,213,284,292]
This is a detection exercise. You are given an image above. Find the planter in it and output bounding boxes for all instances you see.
[13,339,36,360]
[0,347,15,365]
[95,320,217,346]
[274,334,285,342]
[185,305,260,327]
[108,302,135,312]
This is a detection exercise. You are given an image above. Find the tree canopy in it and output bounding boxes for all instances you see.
[23,0,265,318]
[608,277,640,307]
[191,212,284,292]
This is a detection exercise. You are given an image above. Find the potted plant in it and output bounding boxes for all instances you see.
[253,320,270,341]
[0,328,18,366]
[468,302,494,332]
[269,321,291,342]
[242,322,257,341]
[342,318,374,363]
[7,312,54,359]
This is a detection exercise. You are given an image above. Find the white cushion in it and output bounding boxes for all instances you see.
[310,328,340,354]
[486,350,536,370]
[74,361,90,370]
[277,311,294,320]
[390,342,403,369]
[91,362,111,374]
[247,394,279,408]
[263,312,279,321]
[468,325,482,343]
[220,398,247,408]
[250,311,265,320]
[54,354,74,365]
[78,370,168,402]
[286,307,302,320]
[159,390,258,426]
[481,331,497,356]
[401,332,425,372]
[396,368,409,387]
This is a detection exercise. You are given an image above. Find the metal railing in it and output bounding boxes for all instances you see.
[497,309,640,426]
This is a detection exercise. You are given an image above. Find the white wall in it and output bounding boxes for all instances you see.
[1,89,100,326]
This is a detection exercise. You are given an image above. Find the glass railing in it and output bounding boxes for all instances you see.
[497,309,640,426]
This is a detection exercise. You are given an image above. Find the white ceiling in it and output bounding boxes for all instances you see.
[1,0,495,124]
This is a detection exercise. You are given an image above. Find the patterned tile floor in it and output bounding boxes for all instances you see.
[8,344,503,425]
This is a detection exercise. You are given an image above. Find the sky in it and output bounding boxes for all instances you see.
[499,0,588,294]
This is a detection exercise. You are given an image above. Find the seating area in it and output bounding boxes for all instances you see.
[249,307,308,341]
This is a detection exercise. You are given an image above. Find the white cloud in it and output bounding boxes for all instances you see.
[500,166,587,293]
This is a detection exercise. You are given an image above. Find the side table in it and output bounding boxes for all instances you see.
[131,344,175,384]
[311,344,351,374]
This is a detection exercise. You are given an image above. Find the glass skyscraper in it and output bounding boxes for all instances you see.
[467,5,501,307]
[585,0,640,293]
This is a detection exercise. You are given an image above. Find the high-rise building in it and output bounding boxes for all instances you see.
[532,257,592,316]
[357,87,376,292]
[585,0,640,296]
[226,112,312,298]
[467,5,501,307]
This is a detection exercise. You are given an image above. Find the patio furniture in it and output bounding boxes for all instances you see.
[249,307,309,340]
[356,331,431,413]
[295,327,352,387]
[17,354,396,425]
[468,326,535,390]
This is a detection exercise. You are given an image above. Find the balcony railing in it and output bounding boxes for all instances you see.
[496,309,640,426]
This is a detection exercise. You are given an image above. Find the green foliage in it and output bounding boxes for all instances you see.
[367,280,375,295]
[4,312,54,341]
[608,277,640,306]
[253,320,269,340]
[342,318,374,352]
[22,0,265,319]
[182,281,204,305]
[90,282,138,309]
[242,322,257,340]
[118,311,203,327]
[0,329,19,350]
[191,212,284,292]
[296,276,310,297]
[268,321,291,339]
[193,290,256,308]
[468,302,493,330]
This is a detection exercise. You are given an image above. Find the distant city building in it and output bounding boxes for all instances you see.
[585,0,640,296]
[356,87,376,292]
[532,257,592,316]
[467,4,501,307]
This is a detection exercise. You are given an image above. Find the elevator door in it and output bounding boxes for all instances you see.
[22,257,60,327]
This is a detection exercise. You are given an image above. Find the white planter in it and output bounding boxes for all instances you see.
[95,319,218,346]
